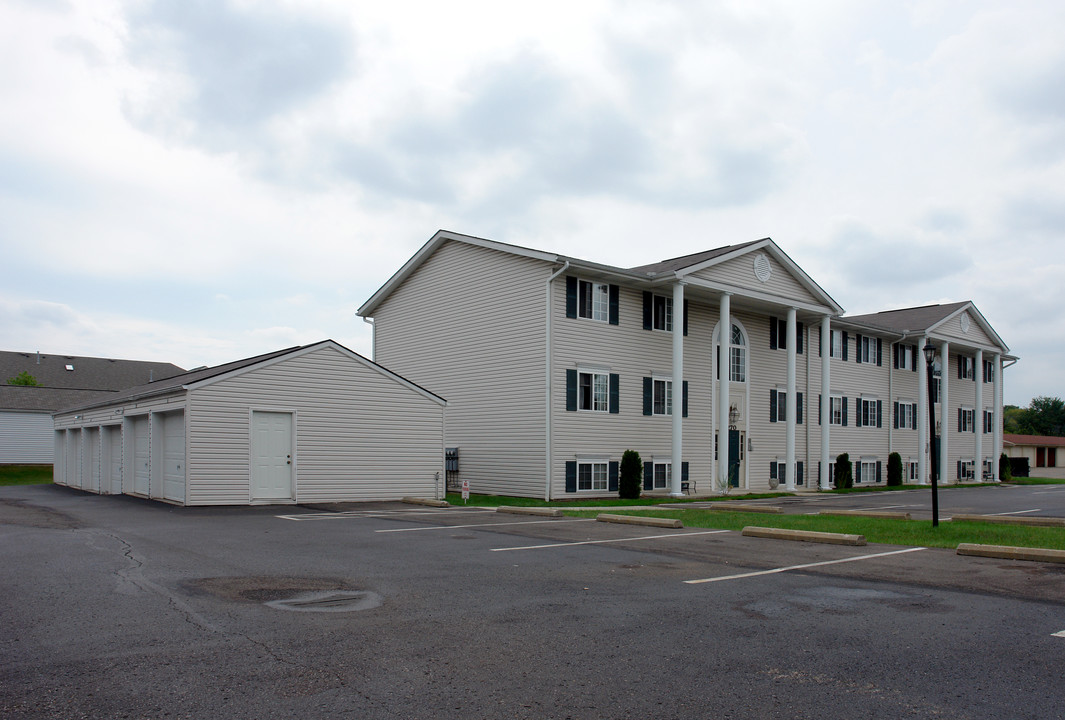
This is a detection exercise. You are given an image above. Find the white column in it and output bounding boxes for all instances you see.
[671,281,685,497]
[940,340,950,484]
[717,293,731,492]
[994,353,1003,480]
[918,335,929,485]
[820,315,831,490]
[974,349,983,480]
[785,308,797,491]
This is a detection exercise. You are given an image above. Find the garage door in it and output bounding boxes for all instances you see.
[157,411,186,504]
[130,416,149,496]
[105,425,123,495]
[84,427,101,493]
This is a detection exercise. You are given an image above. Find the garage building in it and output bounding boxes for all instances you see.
[52,340,446,505]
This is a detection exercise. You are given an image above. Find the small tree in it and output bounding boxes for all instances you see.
[887,452,903,486]
[999,453,1012,482]
[834,453,853,489]
[7,371,39,386]
[619,449,642,499]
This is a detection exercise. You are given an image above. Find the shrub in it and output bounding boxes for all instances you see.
[834,453,853,489]
[999,453,1013,481]
[887,452,903,486]
[619,449,642,499]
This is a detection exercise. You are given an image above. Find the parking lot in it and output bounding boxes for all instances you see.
[2,483,1064,719]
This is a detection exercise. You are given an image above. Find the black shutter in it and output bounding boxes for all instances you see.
[797,461,804,486]
[957,357,963,379]
[770,316,778,349]
[797,392,803,425]
[818,394,822,426]
[681,461,689,486]
[609,374,620,414]
[566,369,577,412]
[958,407,962,432]
[876,461,882,483]
[770,389,778,423]
[644,462,653,491]
[565,277,577,318]
[912,404,918,430]
[957,460,962,480]
[855,398,862,428]
[893,401,899,429]
[855,334,863,364]
[565,461,577,493]
[797,322,804,354]
[842,397,848,427]
[608,461,619,492]
[876,400,882,428]
[893,343,900,369]
[817,326,822,357]
[843,332,849,361]
[608,284,619,325]
[642,292,653,330]
[876,338,882,366]
[643,377,652,416]
[911,345,918,372]
[683,300,689,336]
[682,381,689,418]
[856,461,862,483]
[769,462,777,480]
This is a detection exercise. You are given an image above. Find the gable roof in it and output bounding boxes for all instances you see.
[359,230,843,317]
[56,340,445,415]
[1003,433,1065,448]
[842,301,1010,352]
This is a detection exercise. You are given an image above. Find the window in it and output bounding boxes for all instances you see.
[579,371,609,412]
[830,396,843,426]
[894,343,915,370]
[858,335,877,364]
[770,389,803,424]
[577,280,609,321]
[983,359,994,383]
[858,397,881,428]
[652,462,672,490]
[983,457,994,480]
[776,390,787,422]
[907,460,919,482]
[894,401,917,430]
[653,379,673,416]
[578,461,608,491]
[831,329,843,360]
[959,356,975,380]
[959,407,974,433]
[958,459,975,481]
[770,460,804,486]
[769,317,805,353]
[729,324,746,382]
[857,458,880,484]
[653,295,672,331]
[983,410,994,434]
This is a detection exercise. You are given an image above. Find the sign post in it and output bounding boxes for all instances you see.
[461,479,470,504]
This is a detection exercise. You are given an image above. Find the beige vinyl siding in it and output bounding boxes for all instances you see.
[372,240,548,498]
[943,351,998,479]
[690,253,822,308]
[551,285,715,496]
[187,345,443,505]
[938,311,994,346]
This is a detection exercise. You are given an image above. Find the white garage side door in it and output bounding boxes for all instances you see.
[65,429,79,487]
[86,428,101,493]
[160,412,186,504]
[132,417,150,496]
[106,426,123,495]
[251,411,293,502]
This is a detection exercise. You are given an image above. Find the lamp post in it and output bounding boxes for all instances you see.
[923,341,940,527]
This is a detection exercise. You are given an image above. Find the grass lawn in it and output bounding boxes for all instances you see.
[445,491,791,507]
[0,465,54,486]
[1004,477,1065,485]
[563,508,1065,551]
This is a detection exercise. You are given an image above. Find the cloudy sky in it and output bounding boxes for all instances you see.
[1,0,1062,406]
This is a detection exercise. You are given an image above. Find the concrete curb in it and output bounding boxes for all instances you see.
[708,504,784,514]
[742,526,866,546]
[819,510,912,520]
[957,543,1065,563]
[496,506,562,517]
[950,513,1065,528]
[401,497,450,508]
[597,513,683,529]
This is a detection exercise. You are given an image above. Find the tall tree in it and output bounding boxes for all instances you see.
[1027,396,1065,436]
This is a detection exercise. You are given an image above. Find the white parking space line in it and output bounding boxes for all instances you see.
[276,508,494,521]
[490,529,729,552]
[990,509,1042,516]
[377,518,595,533]
[849,504,914,511]
[1033,490,1065,495]
[684,547,927,584]
[1052,630,1065,638]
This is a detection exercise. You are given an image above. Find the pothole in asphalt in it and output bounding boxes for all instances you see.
[266,590,382,613]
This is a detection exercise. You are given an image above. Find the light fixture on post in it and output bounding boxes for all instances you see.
[728,404,739,429]
[923,341,940,527]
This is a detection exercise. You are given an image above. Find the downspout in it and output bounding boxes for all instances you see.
[545,261,570,501]
[363,317,376,362]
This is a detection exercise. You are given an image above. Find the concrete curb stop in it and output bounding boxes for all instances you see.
[596,513,683,529]
[708,504,784,514]
[956,543,1065,563]
[819,510,912,520]
[401,497,450,508]
[950,514,1065,528]
[496,506,563,517]
[742,526,866,546]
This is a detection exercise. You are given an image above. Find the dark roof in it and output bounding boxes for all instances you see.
[842,302,970,333]
[627,239,764,276]
[1,351,186,412]
[1003,434,1065,448]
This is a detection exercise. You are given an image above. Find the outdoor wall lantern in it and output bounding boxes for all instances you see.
[923,341,940,527]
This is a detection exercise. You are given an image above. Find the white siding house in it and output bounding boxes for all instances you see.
[52,341,447,505]
[359,230,1015,498]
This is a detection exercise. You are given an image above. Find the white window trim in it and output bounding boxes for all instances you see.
[859,457,879,484]
[652,294,673,332]
[577,278,610,322]
[830,394,843,426]
[577,368,610,413]
[959,458,976,481]
[652,376,673,416]
[860,396,879,428]
[860,336,876,364]
[960,406,975,433]
[831,329,843,360]
[651,458,673,490]
[576,460,609,491]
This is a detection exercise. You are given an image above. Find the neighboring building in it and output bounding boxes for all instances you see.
[0,351,185,464]
[358,230,1015,499]
[53,341,446,505]
[1003,434,1065,479]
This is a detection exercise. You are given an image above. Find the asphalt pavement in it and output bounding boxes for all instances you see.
[2,483,1063,719]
